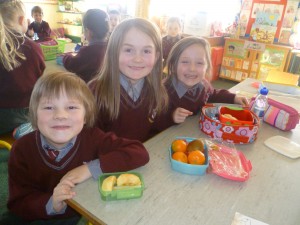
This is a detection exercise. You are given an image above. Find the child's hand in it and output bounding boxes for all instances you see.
[173,107,193,123]
[61,164,92,184]
[28,28,34,37]
[234,96,249,107]
[52,178,76,212]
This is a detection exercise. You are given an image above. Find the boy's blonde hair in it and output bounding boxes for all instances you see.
[166,36,213,81]
[0,0,26,71]
[91,18,168,120]
[29,72,97,129]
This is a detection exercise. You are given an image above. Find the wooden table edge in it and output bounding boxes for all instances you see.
[66,199,106,225]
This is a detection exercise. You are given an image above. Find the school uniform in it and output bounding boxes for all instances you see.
[6,127,149,223]
[91,75,160,142]
[162,35,183,64]
[63,41,107,83]
[0,37,45,134]
[154,77,236,132]
[27,21,51,40]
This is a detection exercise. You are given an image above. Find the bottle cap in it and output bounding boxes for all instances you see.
[260,87,269,95]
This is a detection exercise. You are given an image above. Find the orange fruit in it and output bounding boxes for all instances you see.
[186,139,205,153]
[187,150,206,165]
[172,152,188,163]
[171,139,187,152]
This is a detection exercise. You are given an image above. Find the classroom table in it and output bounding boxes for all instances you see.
[43,42,75,75]
[65,78,300,225]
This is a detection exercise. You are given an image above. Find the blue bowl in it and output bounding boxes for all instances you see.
[169,137,209,175]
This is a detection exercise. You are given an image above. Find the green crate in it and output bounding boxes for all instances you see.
[40,40,66,61]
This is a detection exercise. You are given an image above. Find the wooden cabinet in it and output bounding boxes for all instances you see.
[219,38,292,82]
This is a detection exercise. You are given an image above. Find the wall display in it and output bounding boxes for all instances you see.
[278,1,299,45]
[220,38,292,82]
[249,11,279,43]
[240,0,299,43]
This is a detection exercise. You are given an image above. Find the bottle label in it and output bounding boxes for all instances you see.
[253,107,265,118]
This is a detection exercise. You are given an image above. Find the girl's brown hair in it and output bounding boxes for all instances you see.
[29,72,97,129]
[166,36,213,82]
[90,18,168,120]
[0,0,26,71]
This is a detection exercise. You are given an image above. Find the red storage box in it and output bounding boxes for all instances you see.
[199,105,260,144]
[211,47,224,81]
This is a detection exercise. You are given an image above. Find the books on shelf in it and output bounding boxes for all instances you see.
[288,52,300,74]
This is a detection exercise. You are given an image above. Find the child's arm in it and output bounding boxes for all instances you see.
[52,177,76,213]
[60,164,92,185]
[172,107,193,123]
[94,129,150,172]
[234,95,249,107]
[26,21,34,37]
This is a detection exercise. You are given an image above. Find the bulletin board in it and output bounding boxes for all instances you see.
[243,0,288,42]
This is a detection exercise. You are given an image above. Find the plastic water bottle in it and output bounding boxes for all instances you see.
[251,87,269,123]
[33,33,39,41]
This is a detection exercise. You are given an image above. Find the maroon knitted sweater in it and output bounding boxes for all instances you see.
[154,78,236,132]
[92,84,160,142]
[0,37,45,108]
[63,42,107,83]
[27,21,51,40]
[7,127,149,221]
[162,35,183,62]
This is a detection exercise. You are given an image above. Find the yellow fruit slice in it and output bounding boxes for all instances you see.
[117,174,141,187]
[101,175,117,191]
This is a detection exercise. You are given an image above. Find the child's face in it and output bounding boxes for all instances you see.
[32,12,42,23]
[109,14,120,31]
[37,91,86,149]
[119,27,158,84]
[167,22,181,37]
[176,44,208,88]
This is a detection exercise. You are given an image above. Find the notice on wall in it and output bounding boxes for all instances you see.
[183,12,210,37]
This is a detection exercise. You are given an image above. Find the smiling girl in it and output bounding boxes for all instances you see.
[162,36,248,127]
[89,18,168,142]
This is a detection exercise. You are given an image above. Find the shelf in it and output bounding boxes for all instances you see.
[57,22,82,26]
[57,10,83,14]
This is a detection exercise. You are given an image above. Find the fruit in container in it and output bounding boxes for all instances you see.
[186,139,205,153]
[172,151,188,163]
[187,150,206,165]
[117,173,141,187]
[101,175,117,191]
[171,139,187,152]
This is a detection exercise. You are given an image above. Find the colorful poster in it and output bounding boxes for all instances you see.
[255,11,279,26]
[250,23,277,43]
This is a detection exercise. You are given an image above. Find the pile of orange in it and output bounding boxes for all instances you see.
[171,139,206,165]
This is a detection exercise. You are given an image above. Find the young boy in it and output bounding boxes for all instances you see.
[27,6,51,41]
[2,72,149,225]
